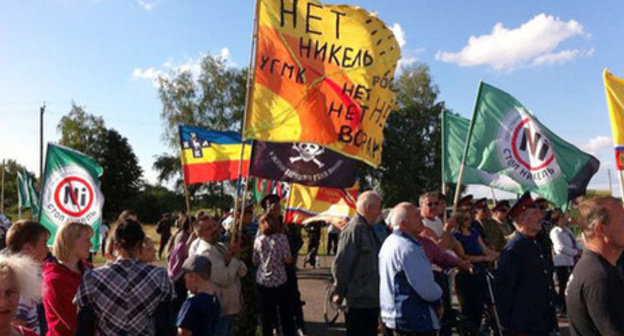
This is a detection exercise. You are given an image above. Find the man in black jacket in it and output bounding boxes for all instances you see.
[495,192,557,336]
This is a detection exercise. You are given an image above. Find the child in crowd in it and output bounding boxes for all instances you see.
[0,253,42,336]
[176,254,221,336]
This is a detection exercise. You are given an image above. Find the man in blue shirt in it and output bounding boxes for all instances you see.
[379,202,443,336]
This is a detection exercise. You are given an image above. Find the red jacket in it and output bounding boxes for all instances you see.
[42,260,92,336]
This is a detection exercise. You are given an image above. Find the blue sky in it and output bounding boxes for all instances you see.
[1,0,622,198]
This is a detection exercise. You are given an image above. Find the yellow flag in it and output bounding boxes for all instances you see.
[604,69,624,169]
[284,182,358,224]
[244,0,401,167]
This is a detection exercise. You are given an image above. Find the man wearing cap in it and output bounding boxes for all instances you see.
[481,204,506,253]
[332,190,383,336]
[566,196,624,336]
[495,192,557,336]
[491,201,514,238]
[472,198,490,243]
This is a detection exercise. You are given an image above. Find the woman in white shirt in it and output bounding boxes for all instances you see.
[549,209,581,316]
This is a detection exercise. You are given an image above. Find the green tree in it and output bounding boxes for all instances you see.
[361,63,446,206]
[57,106,144,219]
[155,54,247,208]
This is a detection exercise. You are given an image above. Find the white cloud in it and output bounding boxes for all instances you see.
[390,23,406,47]
[580,135,611,154]
[132,48,236,86]
[138,0,159,11]
[435,13,591,71]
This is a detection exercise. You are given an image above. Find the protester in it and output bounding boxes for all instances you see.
[175,254,221,336]
[190,213,247,336]
[97,220,108,257]
[490,201,514,239]
[168,213,193,316]
[303,220,322,268]
[566,196,624,335]
[253,202,295,336]
[379,202,443,336]
[453,209,498,332]
[471,198,489,242]
[232,204,260,336]
[477,202,506,253]
[0,253,42,336]
[139,236,157,264]
[156,213,173,260]
[332,191,382,336]
[549,208,580,317]
[417,191,458,336]
[75,218,174,336]
[326,222,339,256]
[495,192,557,336]
[5,220,50,335]
[42,222,94,336]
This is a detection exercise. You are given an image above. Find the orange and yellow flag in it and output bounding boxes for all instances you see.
[604,69,624,169]
[284,182,359,224]
[244,0,401,167]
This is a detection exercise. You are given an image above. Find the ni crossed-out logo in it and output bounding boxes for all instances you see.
[498,107,561,185]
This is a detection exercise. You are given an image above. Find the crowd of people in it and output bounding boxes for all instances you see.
[331,191,624,336]
[0,189,623,336]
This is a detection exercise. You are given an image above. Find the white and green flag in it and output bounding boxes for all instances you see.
[39,143,105,250]
[442,111,524,194]
[17,170,40,217]
[462,82,599,207]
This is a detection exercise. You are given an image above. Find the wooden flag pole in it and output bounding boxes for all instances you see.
[618,169,624,207]
[183,183,191,215]
[607,168,613,195]
[232,0,260,244]
[453,82,484,213]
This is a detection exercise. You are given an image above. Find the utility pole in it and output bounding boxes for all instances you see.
[39,103,45,179]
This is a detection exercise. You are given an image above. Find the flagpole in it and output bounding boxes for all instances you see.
[607,168,613,196]
[618,169,624,207]
[453,81,484,213]
[441,110,448,222]
[233,0,260,244]
[183,184,191,215]
[1,159,5,214]
[490,187,497,203]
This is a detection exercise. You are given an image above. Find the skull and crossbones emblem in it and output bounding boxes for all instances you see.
[290,143,325,168]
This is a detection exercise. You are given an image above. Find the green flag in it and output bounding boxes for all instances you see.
[38,143,105,250]
[442,111,524,194]
[17,170,40,217]
[463,82,599,207]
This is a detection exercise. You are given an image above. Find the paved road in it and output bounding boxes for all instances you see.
[295,256,570,336]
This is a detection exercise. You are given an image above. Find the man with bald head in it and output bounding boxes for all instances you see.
[332,190,383,336]
[379,202,442,336]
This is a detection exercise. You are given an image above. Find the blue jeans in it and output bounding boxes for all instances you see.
[215,315,232,336]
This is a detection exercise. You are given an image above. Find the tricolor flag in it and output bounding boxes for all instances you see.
[179,126,251,185]
[462,82,599,206]
[603,69,624,170]
[284,182,358,224]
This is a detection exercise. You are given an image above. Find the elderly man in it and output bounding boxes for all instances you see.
[495,192,557,336]
[380,202,442,336]
[566,196,624,335]
[332,190,383,336]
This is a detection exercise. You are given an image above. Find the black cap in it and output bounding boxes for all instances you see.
[260,194,281,210]
[492,200,510,213]
[534,197,549,210]
[474,198,488,210]
[457,195,474,210]
[174,254,212,282]
[507,192,537,221]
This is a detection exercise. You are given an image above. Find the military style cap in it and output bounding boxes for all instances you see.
[507,192,537,220]
[457,195,474,210]
[534,197,549,210]
[492,200,510,213]
[474,198,488,210]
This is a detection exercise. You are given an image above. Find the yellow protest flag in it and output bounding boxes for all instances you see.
[604,69,624,169]
[244,0,401,167]
[284,182,359,224]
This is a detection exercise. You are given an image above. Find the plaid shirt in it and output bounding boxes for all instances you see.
[75,259,173,336]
